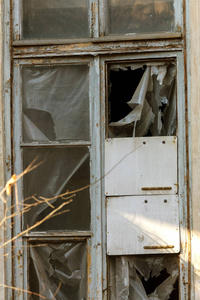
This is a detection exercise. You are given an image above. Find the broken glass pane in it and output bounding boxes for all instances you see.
[29,241,87,300]
[107,0,175,35]
[108,62,176,138]
[22,0,90,39]
[109,255,179,300]
[23,147,90,231]
[22,65,90,142]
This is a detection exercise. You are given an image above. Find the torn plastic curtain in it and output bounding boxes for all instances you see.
[109,256,178,300]
[22,65,89,142]
[109,63,176,137]
[29,242,87,300]
[23,147,90,230]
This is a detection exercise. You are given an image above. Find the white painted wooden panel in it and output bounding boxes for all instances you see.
[107,195,179,255]
[105,137,177,195]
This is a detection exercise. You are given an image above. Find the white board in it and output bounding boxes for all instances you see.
[107,195,179,255]
[105,136,177,196]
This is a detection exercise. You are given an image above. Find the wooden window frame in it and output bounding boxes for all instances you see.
[2,0,189,299]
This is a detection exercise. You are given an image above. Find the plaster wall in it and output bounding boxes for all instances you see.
[189,0,200,299]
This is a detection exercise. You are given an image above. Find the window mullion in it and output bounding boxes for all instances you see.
[89,56,103,299]
[13,63,24,300]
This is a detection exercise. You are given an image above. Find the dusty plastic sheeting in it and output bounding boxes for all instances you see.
[22,65,90,142]
[29,242,87,300]
[108,63,176,138]
[23,147,90,231]
[109,256,179,300]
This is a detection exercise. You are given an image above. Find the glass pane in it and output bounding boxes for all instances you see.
[22,65,90,142]
[109,255,179,300]
[29,241,87,299]
[23,147,90,231]
[108,62,176,138]
[107,0,175,35]
[22,0,90,39]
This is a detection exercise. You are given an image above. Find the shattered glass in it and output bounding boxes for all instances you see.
[107,0,175,35]
[109,255,179,300]
[29,241,87,299]
[108,62,176,138]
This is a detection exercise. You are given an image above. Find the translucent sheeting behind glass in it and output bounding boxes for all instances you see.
[22,0,90,39]
[22,65,90,142]
[23,147,90,231]
[107,0,175,35]
[109,256,179,300]
[29,242,87,299]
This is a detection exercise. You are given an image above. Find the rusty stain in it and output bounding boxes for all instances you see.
[6,79,11,86]
[96,123,99,127]
[97,216,99,220]
[87,245,92,292]
[6,154,11,171]
[17,250,22,260]
[144,245,174,249]
[91,2,97,31]
[182,263,186,271]
[142,186,172,191]
[96,243,100,248]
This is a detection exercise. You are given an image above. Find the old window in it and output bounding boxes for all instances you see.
[6,0,188,299]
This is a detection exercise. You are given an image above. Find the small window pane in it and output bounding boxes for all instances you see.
[22,0,90,39]
[22,65,90,142]
[23,147,90,231]
[107,0,175,35]
[29,241,87,299]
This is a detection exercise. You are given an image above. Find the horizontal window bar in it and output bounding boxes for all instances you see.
[20,142,91,147]
[13,32,182,47]
[23,231,92,238]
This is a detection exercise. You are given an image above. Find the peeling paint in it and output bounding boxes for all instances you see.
[13,39,183,59]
